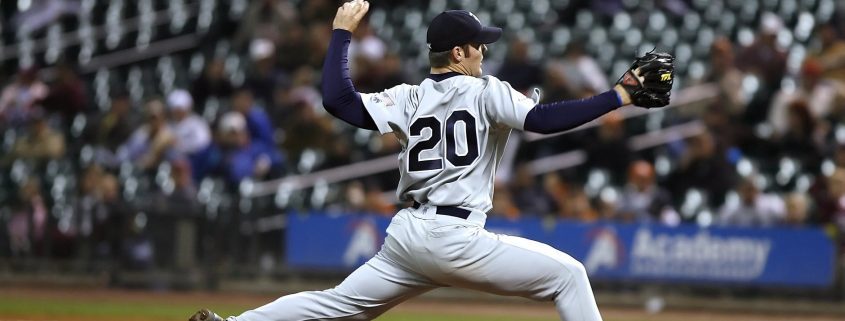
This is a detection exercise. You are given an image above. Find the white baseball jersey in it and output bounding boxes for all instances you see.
[360,75,537,213]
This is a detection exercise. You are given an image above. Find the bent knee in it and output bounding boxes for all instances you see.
[555,259,590,291]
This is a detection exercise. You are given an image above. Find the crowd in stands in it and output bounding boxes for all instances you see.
[2,0,845,266]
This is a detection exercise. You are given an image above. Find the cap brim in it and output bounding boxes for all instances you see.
[473,26,502,44]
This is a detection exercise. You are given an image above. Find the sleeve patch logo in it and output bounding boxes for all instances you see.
[371,93,395,107]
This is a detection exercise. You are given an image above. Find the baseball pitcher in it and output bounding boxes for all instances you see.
[191,1,673,320]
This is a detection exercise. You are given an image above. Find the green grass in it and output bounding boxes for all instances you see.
[0,295,559,321]
[0,296,219,320]
[379,315,555,321]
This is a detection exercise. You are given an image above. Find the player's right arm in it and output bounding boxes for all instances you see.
[321,0,377,130]
[323,0,410,135]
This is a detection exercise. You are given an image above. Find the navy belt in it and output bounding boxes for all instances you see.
[412,202,471,219]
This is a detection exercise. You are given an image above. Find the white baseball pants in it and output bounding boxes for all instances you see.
[230,204,602,321]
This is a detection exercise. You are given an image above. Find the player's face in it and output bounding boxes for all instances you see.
[464,42,487,76]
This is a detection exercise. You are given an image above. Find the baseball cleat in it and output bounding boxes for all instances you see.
[189,308,224,321]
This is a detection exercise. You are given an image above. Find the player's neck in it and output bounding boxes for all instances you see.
[430,64,471,76]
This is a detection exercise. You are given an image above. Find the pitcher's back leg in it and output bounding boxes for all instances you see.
[231,250,437,321]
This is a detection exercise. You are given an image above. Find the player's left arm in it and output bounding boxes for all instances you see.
[518,52,674,134]
[522,90,626,134]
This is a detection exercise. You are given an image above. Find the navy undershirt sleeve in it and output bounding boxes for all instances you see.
[321,29,377,130]
[523,90,623,134]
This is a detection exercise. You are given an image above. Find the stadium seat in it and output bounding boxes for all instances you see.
[646,12,668,41]
[197,0,218,35]
[679,13,702,42]
[2,129,17,153]
[9,160,32,186]
[584,168,611,198]
[679,188,708,220]
[549,0,572,11]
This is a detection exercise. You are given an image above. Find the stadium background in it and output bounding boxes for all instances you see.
[1,0,844,320]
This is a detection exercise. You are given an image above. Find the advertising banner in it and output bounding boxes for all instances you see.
[287,214,836,287]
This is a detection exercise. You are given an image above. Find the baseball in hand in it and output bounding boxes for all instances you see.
[333,0,370,32]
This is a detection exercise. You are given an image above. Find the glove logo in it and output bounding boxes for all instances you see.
[660,73,672,81]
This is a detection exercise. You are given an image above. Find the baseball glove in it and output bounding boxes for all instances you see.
[616,51,675,108]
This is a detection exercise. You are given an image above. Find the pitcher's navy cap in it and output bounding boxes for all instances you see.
[426,10,502,52]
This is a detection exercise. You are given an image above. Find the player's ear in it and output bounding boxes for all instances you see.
[451,46,463,62]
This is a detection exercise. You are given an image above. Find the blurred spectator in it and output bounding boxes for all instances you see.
[299,0,335,26]
[706,37,747,116]
[166,89,213,181]
[364,182,396,216]
[783,192,810,226]
[277,24,312,73]
[701,101,740,151]
[595,188,619,221]
[810,23,845,83]
[86,91,134,168]
[6,179,47,257]
[306,22,334,68]
[349,20,386,78]
[168,158,198,204]
[768,59,845,135]
[245,38,287,107]
[334,180,395,216]
[1,110,65,166]
[232,87,276,147]
[338,180,367,213]
[216,112,284,186]
[491,181,521,220]
[585,111,633,183]
[288,66,322,109]
[118,99,175,171]
[322,135,354,169]
[542,62,576,103]
[347,27,383,91]
[54,165,103,258]
[352,56,381,93]
[233,0,297,49]
[737,12,788,124]
[58,167,126,259]
[509,164,555,216]
[121,212,155,270]
[774,100,824,167]
[496,37,543,94]
[0,67,49,127]
[41,63,87,123]
[190,57,233,116]
[557,41,609,98]
[542,173,599,221]
[667,130,736,207]
[371,52,410,90]
[617,161,679,225]
[718,175,785,227]
[542,172,570,217]
[812,168,845,227]
[97,174,129,256]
